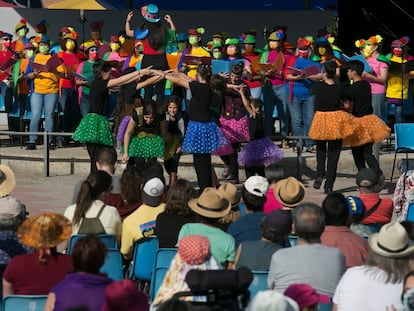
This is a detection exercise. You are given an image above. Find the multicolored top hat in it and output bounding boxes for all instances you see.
[141,4,160,23]
[0,165,16,198]
[188,27,205,37]
[15,18,27,32]
[17,212,72,249]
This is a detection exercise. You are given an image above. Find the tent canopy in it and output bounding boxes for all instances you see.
[47,0,105,10]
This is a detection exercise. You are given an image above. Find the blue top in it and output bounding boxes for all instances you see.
[290,57,321,97]
[227,212,266,248]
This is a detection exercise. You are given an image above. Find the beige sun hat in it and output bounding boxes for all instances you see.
[0,165,16,198]
[218,182,240,208]
[188,187,231,218]
[273,177,306,208]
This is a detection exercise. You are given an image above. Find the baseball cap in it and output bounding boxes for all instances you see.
[142,177,164,207]
[261,209,293,238]
[356,168,380,187]
[244,176,269,197]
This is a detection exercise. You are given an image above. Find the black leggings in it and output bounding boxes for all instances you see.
[86,142,106,174]
[193,153,212,193]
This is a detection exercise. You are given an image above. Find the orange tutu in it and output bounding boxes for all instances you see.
[309,111,357,141]
[342,114,391,147]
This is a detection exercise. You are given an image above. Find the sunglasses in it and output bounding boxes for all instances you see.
[89,48,98,52]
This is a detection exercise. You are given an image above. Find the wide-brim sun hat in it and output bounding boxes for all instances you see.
[218,182,239,208]
[273,177,306,208]
[188,187,231,219]
[369,221,414,258]
[0,165,16,198]
[18,212,72,248]
[141,4,160,23]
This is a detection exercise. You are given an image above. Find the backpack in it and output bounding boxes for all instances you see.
[346,196,382,223]
[77,204,106,235]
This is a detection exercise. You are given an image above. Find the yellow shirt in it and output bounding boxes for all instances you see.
[187,46,211,79]
[33,54,60,94]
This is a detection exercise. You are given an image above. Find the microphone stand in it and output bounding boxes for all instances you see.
[79,9,87,54]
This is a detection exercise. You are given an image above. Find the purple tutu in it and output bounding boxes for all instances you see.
[219,115,250,143]
[238,137,284,167]
[117,116,132,144]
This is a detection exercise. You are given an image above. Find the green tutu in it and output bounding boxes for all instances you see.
[128,132,164,158]
[164,135,181,161]
[72,113,114,146]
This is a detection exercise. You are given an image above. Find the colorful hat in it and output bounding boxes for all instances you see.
[213,31,226,39]
[83,41,98,51]
[391,39,404,48]
[346,196,364,218]
[15,18,27,32]
[248,290,299,311]
[17,212,72,248]
[188,27,205,37]
[366,35,383,45]
[211,42,222,50]
[225,38,239,46]
[284,283,331,309]
[177,32,188,42]
[90,20,104,32]
[0,32,13,39]
[315,37,329,46]
[243,34,256,44]
[0,196,24,226]
[297,37,312,49]
[178,235,210,265]
[23,42,34,50]
[63,31,78,40]
[110,35,120,43]
[268,27,286,41]
[102,280,148,311]
[142,177,164,207]
[39,36,50,44]
[218,182,240,208]
[188,187,231,218]
[35,20,48,34]
[0,165,15,198]
[141,4,160,23]
[273,177,306,208]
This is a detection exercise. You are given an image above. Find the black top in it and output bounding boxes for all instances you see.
[249,113,265,140]
[89,79,109,116]
[313,82,343,112]
[155,213,197,248]
[132,109,164,135]
[344,80,373,117]
[188,81,217,122]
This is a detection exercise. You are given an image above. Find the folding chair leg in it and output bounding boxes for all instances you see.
[391,152,398,182]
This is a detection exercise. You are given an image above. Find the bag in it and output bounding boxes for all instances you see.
[77,204,106,235]
[346,196,382,223]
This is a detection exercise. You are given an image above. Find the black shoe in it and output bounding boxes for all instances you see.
[313,177,323,189]
[324,187,333,194]
[26,143,36,150]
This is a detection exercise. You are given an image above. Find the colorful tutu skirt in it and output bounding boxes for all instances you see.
[219,115,250,144]
[126,132,164,158]
[342,114,391,147]
[72,113,114,146]
[164,134,181,161]
[309,111,357,141]
[182,121,228,154]
[116,116,132,144]
[238,137,284,167]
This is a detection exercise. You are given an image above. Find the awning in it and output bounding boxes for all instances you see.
[0,0,18,7]
[47,0,105,10]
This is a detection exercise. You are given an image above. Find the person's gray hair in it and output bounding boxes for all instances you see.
[293,203,325,242]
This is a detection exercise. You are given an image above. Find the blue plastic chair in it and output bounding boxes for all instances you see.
[248,271,268,299]
[2,295,47,311]
[67,234,118,254]
[391,123,414,181]
[319,301,333,311]
[100,248,124,280]
[406,203,414,222]
[149,248,177,302]
[128,237,159,282]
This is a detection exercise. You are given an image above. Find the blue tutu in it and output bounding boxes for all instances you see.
[182,121,228,153]
[238,137,284,167]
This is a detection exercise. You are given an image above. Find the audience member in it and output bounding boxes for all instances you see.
[44,234,112,311]
[0,165,16,199]
[247,290,299,311]
[321,192,370,268]
[263,163,284,214]
[155,179,197,248]
[106,166,143,220]
[227,176,268,247]
[152,235,219,307]
[393,169,414,222]
[102,279,148,311]
[64,170,122,245]
[178,187,235,268]
[234,209,292,270]
[3,213,73,297]
[217,182,242,231]
[401,221,414,240]
[350,168,393,238]
[284,283,331,311]
[121,175,166,259]
[268,203,346,296]
[333,221,414,310]
[273,177,306,211]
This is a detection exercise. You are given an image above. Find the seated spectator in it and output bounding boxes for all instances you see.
[3,213,73,297]
[333,221,414,310]
[178,187,235,268]
[394,169,414,222]
[106,166,143,220]
[152,235,219,308]
[284,283,331,311]
[155,179,197,248]
[268,203,346,296]
[64,170,122,245]
[217,182,242,231]
[234,209,292,270]
[227,176,269,247]
[71,146,121,204]
[0,164,16,199]
[102,279,148,311]
[247,290,299,311]
[402,271,414,307]
[121,176,166,259]
[350,168,393,238]
[321,193,370,268]
[273,176,306,211]
[44,235,113,311]
[263,163,285,214]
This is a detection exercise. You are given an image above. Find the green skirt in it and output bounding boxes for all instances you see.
[128,133,164,158]
[72,113,114,146]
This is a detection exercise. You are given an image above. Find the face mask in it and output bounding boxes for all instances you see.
[268,41,279,50]
[393,48,402,57]
[362,45,374,58]
[298,50,309,58]
[213,51,221,59]
[65,41,75,51]
[18,29,27,37]
[177,42,186,51]
[25,49,34,59]
[318,47,326,56]
[2,41,10,48]
[110,43,120,52]
[226,46,236,56]
[39,45,49,54]
[119,36,125,45]
[213,38,222,44]
[188,36,198,46]
[89,51,98,60]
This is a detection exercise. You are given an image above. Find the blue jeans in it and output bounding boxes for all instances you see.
[384,99,405,124]
[29,92,58,143]
[289,95,315,148]
[80,94,90,117]
[263,83,288,137]
[249,86,262,99]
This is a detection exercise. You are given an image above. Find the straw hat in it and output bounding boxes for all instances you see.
[369,221,414,258]
[218,182,239,208]
[188,187,231,218]
[273,177,306,208]
[17,212,72,248]
[0,165,16,198]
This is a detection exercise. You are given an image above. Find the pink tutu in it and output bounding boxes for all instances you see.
[219,115,250,144]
